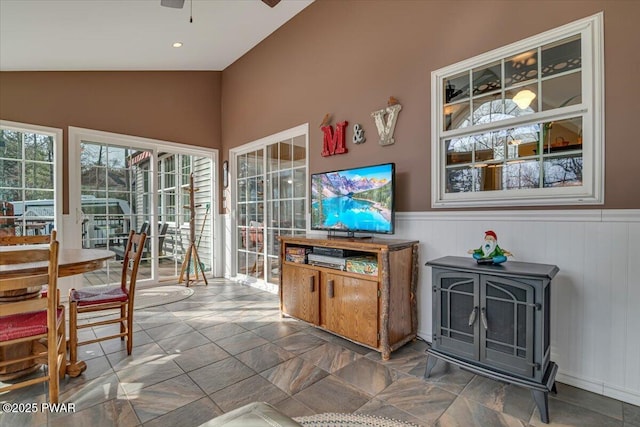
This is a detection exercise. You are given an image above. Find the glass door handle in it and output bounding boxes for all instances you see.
[481,307,489,330]
[468,306,478,327]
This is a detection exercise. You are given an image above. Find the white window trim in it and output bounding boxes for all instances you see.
[0,120,64,244]
[431,12,604,208]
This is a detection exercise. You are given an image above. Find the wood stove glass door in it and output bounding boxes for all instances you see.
[434,271,479,361]
[480,275,535,379]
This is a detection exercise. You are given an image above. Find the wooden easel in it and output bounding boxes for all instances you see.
[179,173,208,287]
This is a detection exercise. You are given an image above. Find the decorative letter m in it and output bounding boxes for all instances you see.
[321,121,348,157]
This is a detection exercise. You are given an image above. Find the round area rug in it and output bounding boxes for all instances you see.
[133,285,194,309]
[294,413,420,427]
[76,285,194,319]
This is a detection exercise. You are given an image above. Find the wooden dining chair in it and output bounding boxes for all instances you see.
[67,230,146,377]
[0,238,66,403]
[0,231,59,303]
[0,230,56,246]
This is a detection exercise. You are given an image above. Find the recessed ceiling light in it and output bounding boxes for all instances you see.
[172,42,183,48]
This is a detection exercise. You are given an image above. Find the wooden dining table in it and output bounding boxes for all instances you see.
[0,248,115,279]
[0,247,115,379]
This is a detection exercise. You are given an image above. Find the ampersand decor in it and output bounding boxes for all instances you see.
[353,124,366,144]
[371,96,402,146]
[320,113,348,157]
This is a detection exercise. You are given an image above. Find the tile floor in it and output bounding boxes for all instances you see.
[1,279,639,427]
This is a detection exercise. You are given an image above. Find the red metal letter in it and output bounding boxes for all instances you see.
[321,121,349,157]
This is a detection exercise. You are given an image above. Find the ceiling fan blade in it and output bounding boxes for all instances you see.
[160,0,185,8]
[262,0,281,7]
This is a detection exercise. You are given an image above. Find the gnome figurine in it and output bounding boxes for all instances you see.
[468,230,512,264]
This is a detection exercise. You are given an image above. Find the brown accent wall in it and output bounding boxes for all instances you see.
[0,71,222,213]
[1,2,638,213]
[221,0,640,211]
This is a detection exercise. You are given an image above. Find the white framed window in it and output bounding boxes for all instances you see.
[0,121,63,239]
[431,13,604,207]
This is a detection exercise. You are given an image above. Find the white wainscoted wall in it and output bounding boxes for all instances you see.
[392,209,640,406]
[222,209,640,406]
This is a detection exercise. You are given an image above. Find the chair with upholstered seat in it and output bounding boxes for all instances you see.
[0,238,66,403]
[67,230,146,377]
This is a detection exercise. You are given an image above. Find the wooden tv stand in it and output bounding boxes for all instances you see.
[279,235,419,360]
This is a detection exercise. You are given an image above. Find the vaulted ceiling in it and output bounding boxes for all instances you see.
[0,0,313,71]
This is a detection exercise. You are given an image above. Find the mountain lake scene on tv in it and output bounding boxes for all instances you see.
[312,165,393,233]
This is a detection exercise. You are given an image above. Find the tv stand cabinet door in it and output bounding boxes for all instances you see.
[321,272,379,348]
[281,264,320,325]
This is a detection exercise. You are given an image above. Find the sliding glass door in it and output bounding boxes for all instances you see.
[265,135,307,284]
[233,125,308,290]
[156,153,214,280]
[236,149,265,281]
[79,142,152,284]
[70,128,217,287]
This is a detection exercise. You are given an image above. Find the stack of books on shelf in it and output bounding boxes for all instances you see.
[285,246,311,264]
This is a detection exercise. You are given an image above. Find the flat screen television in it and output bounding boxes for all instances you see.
[310,163,395,236]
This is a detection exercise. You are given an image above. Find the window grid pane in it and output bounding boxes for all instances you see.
[235,130,307,285]
[444,116,582,194]
[434,15,602,206]
[1,129,56,236]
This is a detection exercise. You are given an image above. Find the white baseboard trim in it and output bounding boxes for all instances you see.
[230,275,279,294]
[417,333,640,405]
[603,383,640,406]
[554,371,604,395]
[534,370,640,406]
[396,209,640,223]
[417,330,432,343]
